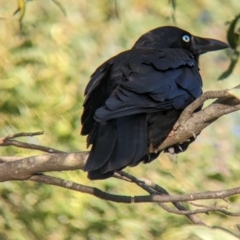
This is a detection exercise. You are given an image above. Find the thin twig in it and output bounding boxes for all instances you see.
[116,171,206,225]
[0,131,44,143]
[156,202,229,216]
[0,131,65,153]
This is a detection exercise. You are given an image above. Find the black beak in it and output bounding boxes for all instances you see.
[191,36,229,55]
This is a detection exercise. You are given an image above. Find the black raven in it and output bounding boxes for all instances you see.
[81,26,228,180]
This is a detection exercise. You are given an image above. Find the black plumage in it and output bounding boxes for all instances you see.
[81,26,228,180]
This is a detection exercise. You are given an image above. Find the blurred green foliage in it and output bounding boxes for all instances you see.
[0,0,240,239]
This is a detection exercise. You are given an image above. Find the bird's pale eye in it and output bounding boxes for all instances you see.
[182,34,191,43]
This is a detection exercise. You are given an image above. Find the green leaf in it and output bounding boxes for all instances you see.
[227,14,240,49]
[218,51,239,80]
[219,14,240,80]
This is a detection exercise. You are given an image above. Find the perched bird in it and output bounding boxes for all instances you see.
[81,26,228,180]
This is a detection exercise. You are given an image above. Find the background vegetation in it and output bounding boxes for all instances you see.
[0,0,240,239]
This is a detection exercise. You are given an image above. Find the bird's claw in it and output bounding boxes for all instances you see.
[191,131,197,139]
[167,147,178,164]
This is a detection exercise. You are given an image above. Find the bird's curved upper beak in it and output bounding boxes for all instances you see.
[191,36,229,55]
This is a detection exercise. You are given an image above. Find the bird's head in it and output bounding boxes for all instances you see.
[133,26,229,59]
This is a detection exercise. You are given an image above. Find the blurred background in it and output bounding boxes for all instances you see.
[0,0,240,239]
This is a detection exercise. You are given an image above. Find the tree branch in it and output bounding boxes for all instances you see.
[0,152,88,181]
[152,86,240,152]
[1,86,240,230]
[28,173,240,215]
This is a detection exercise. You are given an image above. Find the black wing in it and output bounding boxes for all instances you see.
[81,48,202,179]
